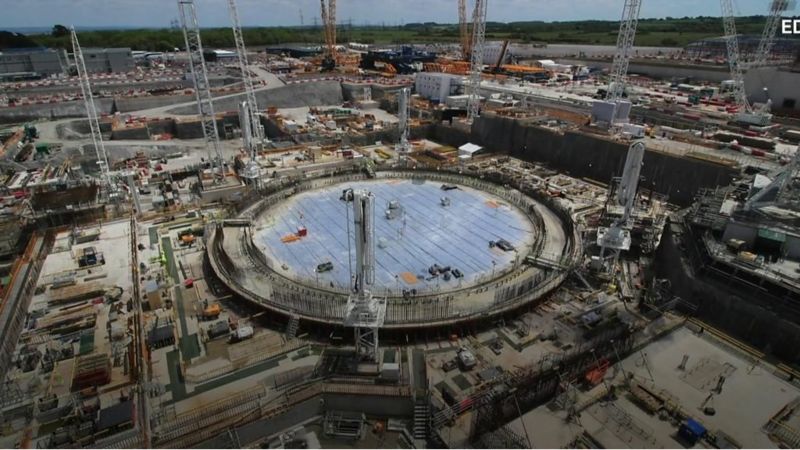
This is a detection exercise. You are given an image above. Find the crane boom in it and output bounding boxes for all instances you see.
[228,0,265,156]
[721,0,751,113]
[751,0,792,68]
[458,0,471,61]
[466,0,488,123]
[320,0,337,70]
[178,0,224,176]
[71,27,113,193]
[605,0,642,103]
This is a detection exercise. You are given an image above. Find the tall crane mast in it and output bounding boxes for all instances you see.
[721,0,750,113]
[71,27,113,194]
[605,0,642,103]
[720,0,772,126]
[320,0,337,70]
[396,87,411,157]
[343,189,386,362]
[751,0,792,69]
[458,0,471,61]
[228,0,265,159]
[178,0,223,177]
[597,141,645,273]
[466,0,488,123]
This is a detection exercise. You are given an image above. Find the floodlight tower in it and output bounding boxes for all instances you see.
[343,189,386,362]
[396,87,411,157]
[71,27,114,196]
[597,141,645,272]
[178,0,224,177]
[466,0,488,123]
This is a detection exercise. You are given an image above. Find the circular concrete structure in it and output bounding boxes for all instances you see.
[251,179,536,295]
[207,170,580,329]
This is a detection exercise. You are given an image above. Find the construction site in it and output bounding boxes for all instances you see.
[0,0,799,448]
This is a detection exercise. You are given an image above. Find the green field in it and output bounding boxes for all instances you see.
[1,16,792,52]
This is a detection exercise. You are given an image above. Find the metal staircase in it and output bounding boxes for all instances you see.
[285,315,300,340]
[412,398,429,440]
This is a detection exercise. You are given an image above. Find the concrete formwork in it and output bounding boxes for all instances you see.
[207,169,580,329]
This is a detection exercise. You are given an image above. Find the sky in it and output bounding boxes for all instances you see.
[0,0,777,30]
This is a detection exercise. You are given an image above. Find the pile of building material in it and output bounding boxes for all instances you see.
[72,353,111,390]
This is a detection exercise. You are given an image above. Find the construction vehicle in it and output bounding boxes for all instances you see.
[320,0,337,71]
[230,325,253,343]
[207,320,230,340]
[316,261,334,273]
[201,302,221,320]
[491,40,510,74]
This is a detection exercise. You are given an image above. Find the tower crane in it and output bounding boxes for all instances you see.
[466,0,488,123]
[343,189,386,362]
[396,87,411,158]
[458,0,471,61]
[605,0,642,104]
[750,0,793,69]
[178,0,224,178]
[744,144,800,212]
[320,0,337,71]
[596,141,645,273]
[591,0,641,125]
[720,0,772,126]
[71,27,114,197]
[227,0,266,180]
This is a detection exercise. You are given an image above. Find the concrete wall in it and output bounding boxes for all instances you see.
[556,58,731,83]
[0,49,67,76]
[114,94,194,113]
[167,80,345,116]
[656,222,800,365]
[745,67,800,111]
[434,115,738,207]
[0,98,114,124]
[322,393,413,418]
[174,115,239,140]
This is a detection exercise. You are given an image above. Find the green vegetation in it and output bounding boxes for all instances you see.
[1,16,785,52]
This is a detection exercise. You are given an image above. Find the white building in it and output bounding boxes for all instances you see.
[483,42,511,66]
[415,72,465,103]
[458,143,484,159]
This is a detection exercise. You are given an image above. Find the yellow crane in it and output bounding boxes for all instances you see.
[320,0,337,70]
[458,0,471,61]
